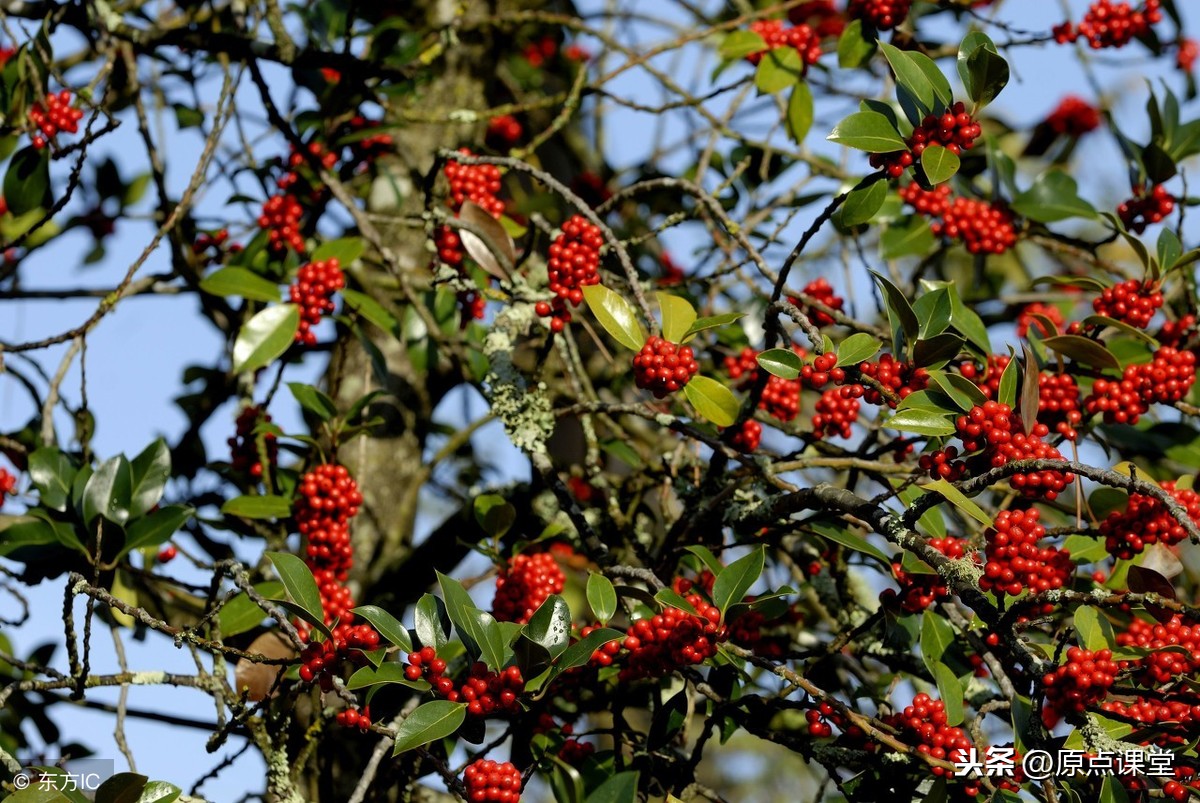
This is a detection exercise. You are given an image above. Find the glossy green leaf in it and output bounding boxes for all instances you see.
[0,519,61,556]
[581,284,645,352]
[840,179,887,226]
[920,144,960,185]
[681,312,745,342]
[1042,334,1120,370]
[217,582,284,637]
[683,375,739,427]
[341,288,400,335]
[391,700,467,755]
[827,111,907,153]
[524,594,571,658]
[232,304,300,374]
[135,780,180,803]
[712,546,764,617]
[1011,171,1097,222]
[28,447,75,511]
[835,333,883,367]
[870,271,920,342]
[288,382,338,421]
[718,29,767,61]
[95,773,149,803]
[913,333,964,367]
[786,82,814,144]
[924,479,992,527]
[656,292,697,344]
[880,217,935,259]
[997,352,1018,407]
[312,237,365,265]
[555,627,622,674]
[473,494,516,537]
[129,439,170,519]
[199,268,281,302]
[880,42,939,113]
[221,494,291,519]
[4,145,49,216]
[83,455,133,526]
[347,662,429,691]
[837,19,875,68]
[120,505,193,556]
[1074,606,1114,651]
[809,521,892,565]
[886,408,956,436]
[265,551,325,626]
[587,572,618,624]
[351,605,413,652]
[755,348,803,380]
[958,32,1009,108]
[920,610,955,674]
[415,593,450,649]
[933,662,964,726]
[755,47,804,94]
[586,771,639,803]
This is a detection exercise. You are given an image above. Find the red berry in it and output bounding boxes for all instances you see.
[633,336,699,398]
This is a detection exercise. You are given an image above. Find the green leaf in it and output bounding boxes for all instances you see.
[886,408,956,436]
[837,19,875,69]
[120,505,193,556]
[95,773,149,803]
[347,662,429,691]
[1158,227,1183,272]
[786,82,814,144]
[173,103,204,128]
[880,42,938,113]
[655,587,699,615]
[288,382,338,421]
[199,267,281,302]
[913,333,964,367]
[840,179,887,226]
[656,292,697,344]
[712,546,764,617]
[949,288,991,355]
[924,478,992,527]
[920,144,960,185]
[719,29,767,61]
[581,284,646,352]
[997,352,1018,407]
[810,521,892,565]
[1073,606,1114,651]
[933,662,964,726]
[870,271,920,342]
[755,348,803,380]
[473,494,516,538]
[683,375,740,427]
[686,545,725,575]
[1011,171,1097,223]
[136,781,180,803]
[391,700,467,755]
[921,610,955,674]
[351,605,413,652]
[827,111,907,153]
[1042,335,1120,370]
[83,455,133,526]
[1079,315,1160,346]
[1063,535,1109,565]
[586,771,639,803]
[28,447,75,511]
[415,593,450,649]
[587,572,618,624]
[0,519,61,556]
[524,594,571,658]
[311,237,365,264]
[4,145,49,216]
[341,288,399,335]
[265,551,325,626]
[927,370,987,410]
[221,494,291,519]
[881,217,935,259]
[217,582,284,637]
[959,32,1009,108]
[681,312,745,342]
[754,47,804,94]
[129,439,170,519]
[232,304,300,374]
[835,333,883,367]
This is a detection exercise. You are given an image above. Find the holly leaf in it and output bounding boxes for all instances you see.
[683,376,739,427]
[232,305,300,374]
[391,701,467,755]
[582,284,646,351]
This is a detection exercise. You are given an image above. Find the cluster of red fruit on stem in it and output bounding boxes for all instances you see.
[1041,647,1118,726]
[859,354,928,407]
[883,694,974,778]
[288,258,344,346]
[1044,96,1102,137]
[1017,301,1065,338]
[462,759,522,803]
[1083,346,1196,426]
[0,468,14,508]
[1098,480,1200,560]
[881,537,966,613]
[919,447,967,481]
[277,141,338,196]
[745,20,822,71]
[633,336,699,398]
[1158,314,1196,348]
[29,90,83,149]
[933,197,1017,255]
[899,183,952,217]
[725,346,804,422]
[492,551,566,625]
[298,624,380,688]
[788,1,846,38]
[535,215,603,332]
[1053,1,1162,50]
[790,278,844,327]
[726,419,763,452]
[1179,38,1199,72]
[228,405,277,480]
[294,464,364,626]
[954,401,1074,500]
[616,598,726,681]
[846,0,912,31]
[962,356,1082,440]
[871,102,982,179]
[811,385,862,439]
[979,508,1073,597]
[335,705,372,730]
[486,115,523,150]
[406,648,527,717]
[1092,279,1163,329]
[438,151,506,321]
[800,352,847,389]
[1118,184,1175,233]
[1116,614,1200,686]
[192,228,239,267]
[259,194,305,255]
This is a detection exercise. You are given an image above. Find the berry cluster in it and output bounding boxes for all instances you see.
[859,354,929,407]
[407,649,527,718]
[288,258,344,346]
[277,141,338,196]
[1017,302,1065,338]
[800,352,847,389]
[444,151,506,217]
[1100,698,1200,751]
[1098,480,1200,560]
[1053,1,1162,49]
[335,705,372,730]
[788,1,846,38]
[463,759,522,803]
[846,0,912,31]
[1084,346,1196,425]
[345,115,394,165]
[962,356,1083,440]
[868,149,915,179]
[193,228,239,267]
[1041,647,1118,725]
[727,418,763,452]
[1118,184,1175,233]
[1116,614,1200,686]
[486,115,523,150]
[955,402,1074,500]
[805,701,843,738]
[579,622,624,667]
[882,694,974,777]
[1158,315,1196,348]
[919,447,967,481]
[811,385,862,440]
[28,90,84,149]
[618,599,726,681]
[933,197,1017,255]
[1044,96,1102,137]
[0,468,14,509]
[259,194,305,255]
[535,215,603,332]
[492,551,566,625]
[298,624,380,687]
[523,36,559,68]
[228,405,278,480]
[899,183,952,217]
[979,508,1073,597]
[1179,38,1199,72]
[909,102,984,159]
[725,347,804,422]
[745,20,822,71]
[632,337,699,398]
[791,278,844,327]
[294,464,364,623]
[881,537,966,613]
[1092,279,1163,329]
